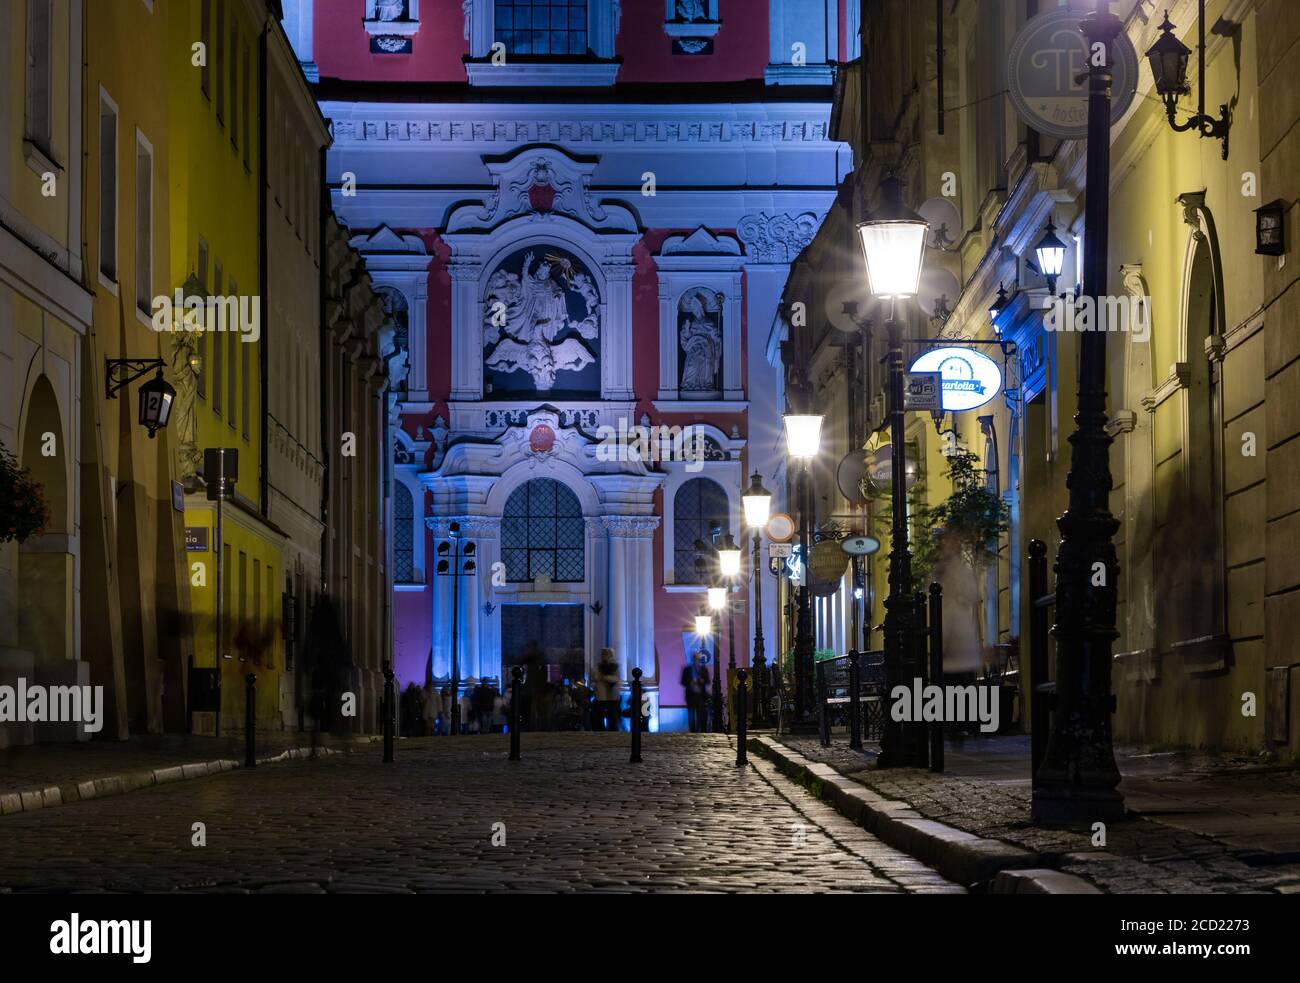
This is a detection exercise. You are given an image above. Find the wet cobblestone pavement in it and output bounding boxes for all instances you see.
[0,734,961,894]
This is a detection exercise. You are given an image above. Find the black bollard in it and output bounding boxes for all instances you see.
[848,649,863,751]
[1028,540,1049,786]
[509,666,522,761]
[914,590,930,770]
[817,659,830,747]
[736,668,748,766]
[630,667,643,764]
[382,660,395,763]
[929,583,944,773]
[244,673,257,768]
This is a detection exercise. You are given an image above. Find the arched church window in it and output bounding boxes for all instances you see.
[482,246,600,397]
[496,0,589,56]
[678,287,723,396]
[673,477,728,583]
[393,482,415,583]
[502,478,585,582]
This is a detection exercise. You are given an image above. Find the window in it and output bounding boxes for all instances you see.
[135,134,153,315]
[230,22,239,148]
[672,477,728,584]
[215,0,225,123]
[238,550,247,658]
[200,0,211,97]
[502,478,584,582]
[98,92,118,281]
[227,277,237,429]
[495,0,588,56]
[241,306,250,439]
[393,483,415,582]
[241,46,250,167]
[197,239,208,398]
[25,0,53,152]
[213,262,223,415]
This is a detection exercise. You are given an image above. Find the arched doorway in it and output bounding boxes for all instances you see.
[18,375,70,665]
[499,477,588,690]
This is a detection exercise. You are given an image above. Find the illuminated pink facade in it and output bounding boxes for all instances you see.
[282,0,854,728]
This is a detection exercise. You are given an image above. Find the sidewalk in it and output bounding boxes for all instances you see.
[754,732,1300,893]
[0,731,380,817]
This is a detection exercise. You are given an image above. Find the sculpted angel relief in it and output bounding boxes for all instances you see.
[483,249,600,391]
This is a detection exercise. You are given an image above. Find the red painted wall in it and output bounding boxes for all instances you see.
[616,0,770,84]
[313,0,469,82]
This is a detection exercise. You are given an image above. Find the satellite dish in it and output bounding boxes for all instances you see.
[917,266,962,324]
[919,198,962,252]
[824,278,876,333]
[836,451,868,504]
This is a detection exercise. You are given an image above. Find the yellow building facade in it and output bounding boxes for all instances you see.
[167,0,285,733]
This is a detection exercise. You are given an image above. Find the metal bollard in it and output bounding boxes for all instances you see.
[244,673,257,768]
[848,649,863,751]
[382,660,395,763]
[509,666,522,761]
[914,590,930,770]
[736,668,749,767]
[630,667,643,764]
[817,660,830,747]
[1028,539,1049,786]
[929,583,944,773]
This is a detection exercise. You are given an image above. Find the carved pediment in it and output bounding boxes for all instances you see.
[446,147,638,234]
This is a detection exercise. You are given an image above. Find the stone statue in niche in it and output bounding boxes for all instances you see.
[677,0,707,22]
[372,0,408,22]
[679,288,723,393]
[168,332,201,481]
[483,250,599,391]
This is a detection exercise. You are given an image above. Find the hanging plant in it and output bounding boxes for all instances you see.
[0,443,50,544]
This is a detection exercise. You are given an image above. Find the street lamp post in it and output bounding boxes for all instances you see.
[436,522,476,736]
[1032,0,1126,823]
[783,413,823,728]
[856,175,930,769]
[718,532,741,733]
[706,582,727,732]
[742,472,773,726]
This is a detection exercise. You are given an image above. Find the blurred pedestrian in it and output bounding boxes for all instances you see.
[593,648,621,732]
[422,681,442,737]
[682,650,711,733]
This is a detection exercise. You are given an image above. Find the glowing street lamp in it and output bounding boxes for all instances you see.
[1035,221,1068,295]
[856,177,929,299]
[741,471,773,725]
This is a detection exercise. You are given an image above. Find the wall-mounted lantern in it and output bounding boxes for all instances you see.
[105,359,175,438]
[1144,6,1232,160]
[1255,199,1287,256]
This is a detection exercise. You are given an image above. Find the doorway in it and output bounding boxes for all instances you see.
[500,603,586,683]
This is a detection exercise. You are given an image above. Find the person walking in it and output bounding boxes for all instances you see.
[421,682,442,737]
[593,648,621,732]
[682,650,711,733]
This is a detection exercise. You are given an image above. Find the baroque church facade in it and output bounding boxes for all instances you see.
[283,0,854,728]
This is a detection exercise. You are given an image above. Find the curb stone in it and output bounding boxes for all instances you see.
[749,735,1092,891]
[0,745,349,819]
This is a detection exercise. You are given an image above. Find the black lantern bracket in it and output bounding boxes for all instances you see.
[105,358,166,400]
[1147,6,1233,161]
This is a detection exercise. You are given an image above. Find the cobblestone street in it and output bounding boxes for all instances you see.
[0,734,960,894]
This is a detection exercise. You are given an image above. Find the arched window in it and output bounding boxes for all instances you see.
[393,482,415,583]
[672,477,728,583]
[502,478,585,582]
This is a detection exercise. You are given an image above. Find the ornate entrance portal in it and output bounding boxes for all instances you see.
[501,603,585,683]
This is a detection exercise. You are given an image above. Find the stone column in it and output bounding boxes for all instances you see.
[600,260,636,401]
[448,262,483,401]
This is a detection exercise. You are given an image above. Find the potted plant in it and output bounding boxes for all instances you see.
[0,443,49,544]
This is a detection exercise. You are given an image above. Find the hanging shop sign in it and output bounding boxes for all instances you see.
[1006,7,1138,140]
[908,347,1002,413]
[903,371,942,412]
[840,535,881,557]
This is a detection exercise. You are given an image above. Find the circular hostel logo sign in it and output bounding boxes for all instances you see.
[908,347,1002,413]
[1007,8,1138,140]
